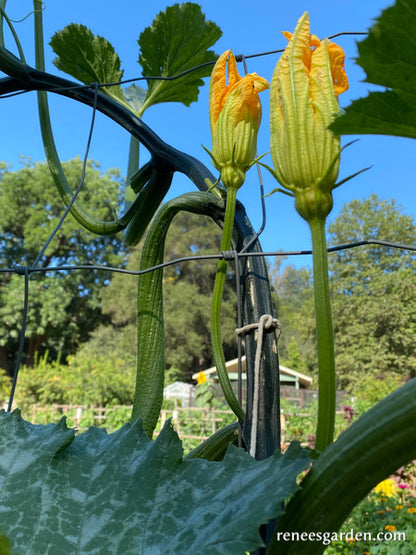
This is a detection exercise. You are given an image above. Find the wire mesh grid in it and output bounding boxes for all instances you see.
[1,38,415,428]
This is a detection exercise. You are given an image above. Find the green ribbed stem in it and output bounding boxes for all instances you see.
[210,186,245,422]
[131,192,226,436]
[309,217,335,452]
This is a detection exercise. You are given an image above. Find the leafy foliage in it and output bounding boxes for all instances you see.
[0,351,135,415]
[331,0,416,138]
[0,159,127,371]
[138,2,221,111]
[271,194,416,391]
[0,410,310,554]
[281,399,350,447]
[351,373,404,417]
[328,194,416,390]
[49,3,221,117]
[50,24,127,107]
[271,258,315,373]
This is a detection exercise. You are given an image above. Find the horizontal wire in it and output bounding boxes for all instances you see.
[95,30,368,87]
[0,31,367,100]
[1,239,415,278]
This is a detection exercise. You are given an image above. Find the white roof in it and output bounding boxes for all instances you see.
[164,381,194,394]
[192,356,312,387]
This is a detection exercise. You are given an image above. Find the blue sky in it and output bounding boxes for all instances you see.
[1,0,414,267]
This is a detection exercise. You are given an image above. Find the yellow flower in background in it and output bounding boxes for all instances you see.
[407,507,416,514]
[374,478,398,498]
[384,525,396,532]
[269,12,348,221]
[196,371,207,385]
[208,50,269,190]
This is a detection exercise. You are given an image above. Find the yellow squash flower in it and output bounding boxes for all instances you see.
[208,50,269,190]
[196,371,207,385]
[270,12,348,221]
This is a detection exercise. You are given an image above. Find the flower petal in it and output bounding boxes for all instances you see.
[309,40,342,185]
[209,50,233,131]
[271,12,314,189]
[327,41,349,97]
[227,51,240,89]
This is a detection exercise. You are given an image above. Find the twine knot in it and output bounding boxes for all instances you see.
[235,314,281,338]
[235,314,282,458]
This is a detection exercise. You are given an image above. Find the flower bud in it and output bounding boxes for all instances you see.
[209,50,269,190]
[270,12,348,220]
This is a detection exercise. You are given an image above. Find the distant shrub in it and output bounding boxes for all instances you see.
[2,351,135,417]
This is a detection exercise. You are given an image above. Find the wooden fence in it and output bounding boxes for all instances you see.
[29,403,236,445]
[28,401,351,449]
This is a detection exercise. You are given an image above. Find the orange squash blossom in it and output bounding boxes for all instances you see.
[208,50,269,190]
[270,12,348,220]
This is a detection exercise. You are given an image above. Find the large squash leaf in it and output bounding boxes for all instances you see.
[49,4,221,117]
[331,0,416,139]
[50,24,127,108]
[138,3,221,111]
[0,410,309,554]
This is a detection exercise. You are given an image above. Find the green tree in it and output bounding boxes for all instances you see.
[272,194,416,392]
[328,194,416,391]
[284,336,305,372]
[86,211,238,381]
[271,258,315,372]
[0,158,127,372]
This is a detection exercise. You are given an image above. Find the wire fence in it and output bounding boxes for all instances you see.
[1,36,416,420]
[26,395,354,453]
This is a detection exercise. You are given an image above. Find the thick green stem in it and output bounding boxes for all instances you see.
[210,187,245,422]
[309,217,335,452]
[33,0,125,236]
[33,2,163,240]
[131,191,225,436]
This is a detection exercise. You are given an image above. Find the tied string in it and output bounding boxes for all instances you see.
[236,314,282,458]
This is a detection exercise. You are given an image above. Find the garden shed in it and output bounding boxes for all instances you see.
[192,356,312,389]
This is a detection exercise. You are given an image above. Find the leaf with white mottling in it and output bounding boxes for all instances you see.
[0,410,310,554]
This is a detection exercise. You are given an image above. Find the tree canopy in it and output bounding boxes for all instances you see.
[272,194,416,392]
[271,257,314,372]
[328,194,416,390]
[0,158,127,372]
